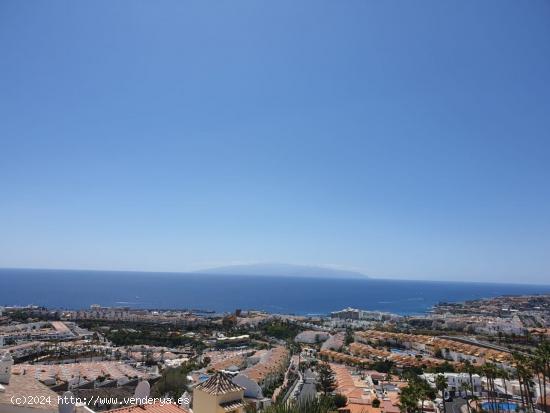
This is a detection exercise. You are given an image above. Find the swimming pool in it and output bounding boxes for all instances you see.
[481,402,518,411]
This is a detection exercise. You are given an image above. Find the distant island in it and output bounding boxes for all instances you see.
[195,263,369,279]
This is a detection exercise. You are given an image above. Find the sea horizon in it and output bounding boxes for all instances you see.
[1,267,549,316]
[2,266,549,286]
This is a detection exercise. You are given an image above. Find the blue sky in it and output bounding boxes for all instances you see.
[1,1,550,283]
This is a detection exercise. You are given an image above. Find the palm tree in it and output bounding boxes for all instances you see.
[463,360,478,403]
[483,363,501,413]
[417,380,431,413]
[499,368,510,402]
[436,374,448,413]
[481,364,493,413]
[260,396,336,413]
[460,382,473,413]
[470,394,480,413]
[400,384,420,413]
[534,341,549,412]
[513,352,534,413]
[511,354,525,412]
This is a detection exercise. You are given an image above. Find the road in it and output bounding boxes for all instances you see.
[438,336,522,355]
[298,369,317,402]
[445,398,468,413]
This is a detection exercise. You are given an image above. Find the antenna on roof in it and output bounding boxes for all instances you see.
[134,380,150,404]
[59,391,76,413]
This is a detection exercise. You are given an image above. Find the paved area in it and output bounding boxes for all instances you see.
[299,369,317,402]
[446,398,468,413]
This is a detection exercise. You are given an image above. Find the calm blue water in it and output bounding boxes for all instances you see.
[482,402,518,411]
[1,268,548,315]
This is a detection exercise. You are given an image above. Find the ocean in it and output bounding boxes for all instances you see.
[1,268,548,315]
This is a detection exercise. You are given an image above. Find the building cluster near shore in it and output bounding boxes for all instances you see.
[0,320,90,345]
[0,294,549,413]
[61,306,210,328]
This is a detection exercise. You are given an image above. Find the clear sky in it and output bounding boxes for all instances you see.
[1,1,549,284]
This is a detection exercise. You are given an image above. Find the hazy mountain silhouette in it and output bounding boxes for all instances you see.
[196,263,368,279]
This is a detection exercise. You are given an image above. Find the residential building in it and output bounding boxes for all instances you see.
[421,373,481,398]
[192,371,246,413]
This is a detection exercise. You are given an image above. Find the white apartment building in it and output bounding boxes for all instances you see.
[422,372,482,398]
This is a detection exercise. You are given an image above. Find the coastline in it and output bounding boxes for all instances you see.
[2,268,550,316]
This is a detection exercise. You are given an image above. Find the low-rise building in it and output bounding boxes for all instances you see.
[421,373,481,398]
[193,371,246,413]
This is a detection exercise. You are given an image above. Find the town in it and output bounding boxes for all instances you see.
[1,295,549,413]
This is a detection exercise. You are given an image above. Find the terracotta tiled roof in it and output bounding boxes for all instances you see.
[12,361,149,382]
[106,403,188,413]
[382,399,401,413]
[339,404,382,413]
[194,372,244,396]
[0,373,59,411]
[355,330,511,364]
[220,400,246,411]
[241,346,289,383]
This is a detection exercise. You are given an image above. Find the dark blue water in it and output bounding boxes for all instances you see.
[1,268,548,315]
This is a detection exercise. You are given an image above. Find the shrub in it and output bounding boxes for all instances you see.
[333,393,348,408]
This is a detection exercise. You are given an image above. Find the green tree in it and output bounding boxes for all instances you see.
[333,393,348,408]
[400,384,420,413]
[151,364,193,400]
[417,379,435,413]
[534,340,549,412]
[317,362,337,395]
[513,353,534,413]
[345,328,354,346]
[261,396,337,413]
[435,374,448,413]
[460,382,472,413]
[461,360,477,402]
